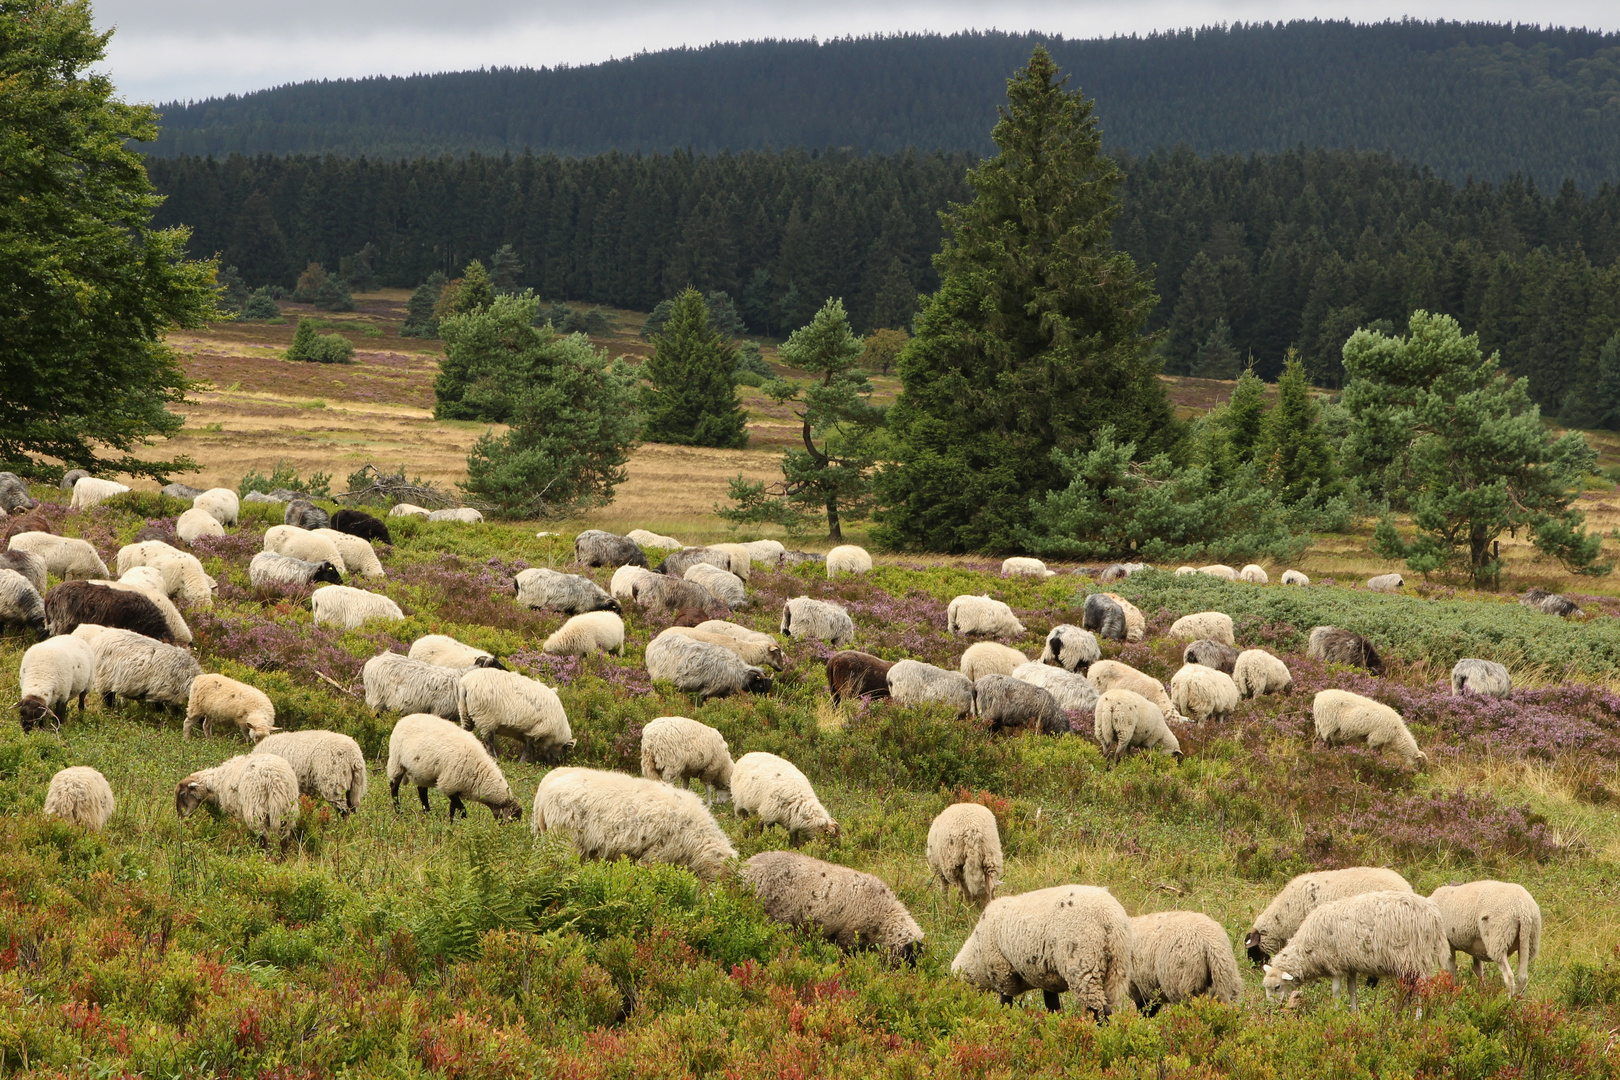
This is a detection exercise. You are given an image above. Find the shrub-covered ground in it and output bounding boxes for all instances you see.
[4,487,1620,1078]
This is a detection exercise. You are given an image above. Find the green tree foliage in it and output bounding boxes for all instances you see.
[1346,311,1606,583]
[285,319,355,364]
[339,243,379,292]
[705,291,747,338]
[1198,366,1268,478]
[292,261,328,302]
[1586,331,1620,431]
[640,289,748,448]
[1255,351,1338,501]
[861,328,908,375]
[216,265,250,312]
[240,287,281,321]
[401,272,446,338]
[313,274,354,312]
[0,0,220,480]
[875,48,1176,552]
[451,261,495,315]
[487,244,524,293]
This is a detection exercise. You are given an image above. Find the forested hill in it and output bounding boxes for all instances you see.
[145,22,1620,190]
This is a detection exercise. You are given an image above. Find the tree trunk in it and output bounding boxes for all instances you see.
[826,499,842,541]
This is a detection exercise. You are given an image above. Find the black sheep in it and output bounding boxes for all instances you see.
[330,508,393,545]
[44,580,180,643]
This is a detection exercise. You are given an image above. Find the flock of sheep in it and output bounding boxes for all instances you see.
[0,471,1560,1015]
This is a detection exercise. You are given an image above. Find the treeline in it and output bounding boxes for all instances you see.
[143,23,1620,191]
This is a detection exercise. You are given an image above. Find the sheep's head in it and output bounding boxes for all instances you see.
[1261,963,1295,1001]
[598,597,623,615]
[1244,930,1269,966]
[473,655,509,671]
[537,738,575,767]
[764,644,787,670]
[744,669,774,695]
[490,799,523,823]
[18,696,49,732]
[312,561,343,585]
[174,775,210,818]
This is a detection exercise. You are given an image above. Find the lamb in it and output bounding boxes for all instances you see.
[176,507,225,544]
[658,626,785,670]
[1169,664,1240,723]
[70,476,130,509]
[684,562,748,608]
[886,659,976,719]
[329,508,393,545]
[386,713,521,820]
[1039,624,1100,674]
[43,767,115,831]
[1129,911,1243,1014]
[1243,866,1414,963]
[706,542,754,579]
[310,584,404,630]
[1238,564,1269,584]
[1082,593,1127,641]
[532,766,735,879]
[826,544,873,576]
[1086,660,1179,719]
[312,528,385,578]
[1451,658,1512,698]
[644,632,774,702]
[284,498,330,530]
[115,541,216,607]
[45,579,189,643]
[252,730,368,814]
[515,567,621,614]
[1312,688,1425,766]
[0,567,45,633]
[8,532,109,579]
[657,547,733,577]
[574,529,648,568]
[193,488,240,526]
[1520,587,1582,618]
[1429,881,1542,996]
[389,503,431,518]
[731,751,839,842]
[743,538,787,565]
[59,469,89,491]
[743,851,924,966]
[263,525,347,571]
[1094,688,1182,764]
[1002,556,1054,578]
[1232,649,1294,698]
[952,885,1133,1017]
[626,528,683,551]
[610,564,657,603]
[947,595,1026,638]
[183,673,278,742]
[1280,569,1310,586]
[458,667,574,763]
[0,472,34,512]
[1168,611,1235,645]
[1010,661,1099,712]
[631,573,722,615]
[543,611,625,657]
[640,715,734,804]
[826,650,895,705]
[363,651,462,721]
[1198,564,1238,581]
[1182,639,1240,674]
[1261,891,1449,1009]
[175,753,301,844]
[0,548,47,593]
[248,551,344,588]
[1100,592,1146,643]
[780,596,855,646]
[91,629,201,709]
[927,802,1004,906]
[18,635,95,731]
[408,634,506,670]
[959,641,1029,681]
[1366,572,1404,593]
[975,675,1068,735]
[1306,626,1384,673]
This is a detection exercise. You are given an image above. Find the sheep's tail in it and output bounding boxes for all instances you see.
[639,742,660,781]
[1518,904,1542,990]
[1205,933,1243,1003]
[347,758,367,812]
[961,847,988,904]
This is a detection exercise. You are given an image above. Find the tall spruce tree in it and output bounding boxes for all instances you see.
[873,47,1175,552]
[1255,350,1337,501]
[641,288,748,447]
[400,272,446,337]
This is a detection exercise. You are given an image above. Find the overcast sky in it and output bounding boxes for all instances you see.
[93,0,1620,104]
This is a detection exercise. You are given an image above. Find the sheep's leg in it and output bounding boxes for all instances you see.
[416,786,432,812]
[1346,973,1358,1011]
[1444,949,1458,978]
[1331,973,1342,999]
[998,993,1016,1007]
[1497,955,1516,996]
[102,692,116,710]
[1043,991,1063,1013]
[389,777,402,809]
[483,734,499,760]
[522,737,536,765]
[77,691,86,714]
[447,793,465,820]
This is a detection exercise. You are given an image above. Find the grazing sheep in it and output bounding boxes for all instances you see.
[1231,649,1294,698]
[97,580,193,645]
[0,567,45,633]
[685,562,748,608]
[193,488,240,526]
[363,652,462,721]
[1306,626,1384,673]
[43,767,115,831]
[575,529,648,568]
[1312,688,1425,766]
[731,751,838,842]
[0,474,32,514]
[610,564,657,603]
[1100,592,1146,643]
[1261,891,1449,1009]
[975,675,1068,735]
[927,803,1004,906]
[743,539,787,565]
[284,498,330,530]
[952,885,1133,1017]
[253,730,368,814]
[329,508,393,545]
[70,623,107,643]
[706,542,754,579]
[1099,563,1130,583]
[310,584,404,630]
[631,573,721,614]
[1366,573,1404,593]
[1169,664,1240,723]
[0,549,47,593]
[1129,911,1243,1014]
[1039,624,1100,673]
[1429,881,1542,996]
[312,529,384,578]
[659,626,785,670]
[408,634,505,671]
[1087,660,1179,719]
[1002,556,1054,578]
[516,567,621,615]
[70,476,130,510]
[9,532,109,580]
[1244,866,1413,963]
[176,507,225,545]
[644,632,774,702]
[826,650,895,705]
[533,766,735,879]
[1082,593,1127,641]
[1094,688,1181,765]
[960,641,1029,681]
[1451,658,1512,698]
[18,635,95,731]
[175,753,300,844]
[45,580,188,643]
[1010,661,1099,712]
[427,507,483,523]
[59,469,90,491]
[1238,564,1269,584]
[1520,587,1582,618]
[1168,611,1235,645]
[744,851,924,966]
[1174,566,1198,576]
[827,544,874,576]
[543,610,625,657]
[626,528,683,551]
[161,482,202,499]
[248,551,344,588]
[131,524,173,545]
[387,713,521,820]
[886,659,976,719]
[655,548,730,578]
[2,511,51,542]
[780,596,855,646]
[1182,639,1239,674]
[389,503,431,518]
[640,715,733,804]
[1281,569,1310,586]
[263,525,347,572]
[782,550,826,566]
[458,667,574,764]
[116,541,216,607]
[91,628,200,709]
[948,595,1026,638]
[184,674,278,742]
[1198,564,1238,581]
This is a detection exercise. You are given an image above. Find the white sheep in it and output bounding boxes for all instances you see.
[18,635,95,730]
[1175,566,1199,576]
[543,610,625,656]
[743,851,925,966]
[363,652,462,721]
[176,507,225,544]
[1010,661,1099,712]
[389,503,431,518]
[644,633,774,701]
[730,751,838,842]
[311,584,404,630]
[8,532,109,579]
[91,628,201,709]
[959,641,1029,681]
[427,507,483,522]
[253,730,368,814]
[1280,569,1310,585]
[1244,866,1413,963]
[1198,564,1238,581]
[71,623,107,643]
[1099,591,1146,643]
[1169,664,1240,723]
[926,802,1003,906]
[386,713,521,820]
[1086,659,1179,719]
[657,626,785,670]
[264,525,347,571]
[1167,611,1235,645]
[98,580,193,645]
[1038,624,1100,673]
[408,634,502,670]
[626,528,683,551]
[1129,911,1243,1013]
[1238,564,1269,584]
[640,715,734,805]
[1261,891,1449,1009]
[706,542,754,579]
[117,565,168,594]
[610,564,657,603]
[1451,659,1511,698]
[116,541,216,607]
[952,885,1133,1017]
[184,673,278,742]
[312,528,385,578]
[1001,556,1055,578]
[457,666,574,763]
[1094,688,1181,765]
[516,567,620,614]
[70,476,129,509]
[886,659,976,719]
[248,551,344,588]
[1429,881,1542,996]
[947,595,1026,638]
[175,753,300,844]
[193,487,240,526]
[826,544,873,576]
[44,766,116,831]
[1312,689,1425,766]
[743,538,786,565]
[1366,572,1404,593]
[1232,649,1293,698]
[0,567,45,633]
[532,766,736,880]
[780,596,855,646]
[685,562,748,607]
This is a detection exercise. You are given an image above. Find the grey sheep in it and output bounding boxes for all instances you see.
[0,567,45,633]
[284,498,330,530]
[514,567,621,614]
[1039,624,1100,673]
[0,471,34,513]
[1520,587,1582,618]
[1306,626,1384,674]
[1129,911,1243,1014]
[1183,638,1239,673]
[952,885,1133,1017]
[644,632,773,702]
[363,651,462,721]
[1451,658,1511,698]
[1009,661,1099,713]
[249,551,343,588]
[90,628,201,710]
[743,851,924,967]
[1261,891,1449,1010]
[574,529,648,568]
[975,675,1068,735]
[0,549,47,593]
[631,572,721,614]
[886,659,975,719]
[59,469,89,491]
[780,596,855,646]
[161,482,203,499]
[656,546,733,577]
[1082,593,1127,641]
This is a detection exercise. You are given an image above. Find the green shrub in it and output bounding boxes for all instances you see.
[238,462,332,498]
[286,318,356,364]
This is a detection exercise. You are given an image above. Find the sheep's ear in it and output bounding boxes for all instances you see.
[1281,972,1294,982]
[1262,964,1273,975]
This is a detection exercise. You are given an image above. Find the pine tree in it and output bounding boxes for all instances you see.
[1222,366,1268,465]
[488,244,524,293]
[216,265,250,313]
[641,288,748,448]
[1164,252,1227,375]
[339,243,380,292]
[453,261,496,314]
[874,47,1174,553]
[400,272,446,337]
[1191,318,1242,380]
[313,274,354,312]
[292,262,328,303]
[1592,331,1620,431]
[1254,350,1337,501]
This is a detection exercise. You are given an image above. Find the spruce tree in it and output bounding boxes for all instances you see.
[488,244,524,293]
[1592,331,1620,431]
[400,272,446,337]
[453,260,496,314]
[641,289,748,448]
[1164,252,1227,375]
[1255,350,1337,501]
[874,47,1175,552]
